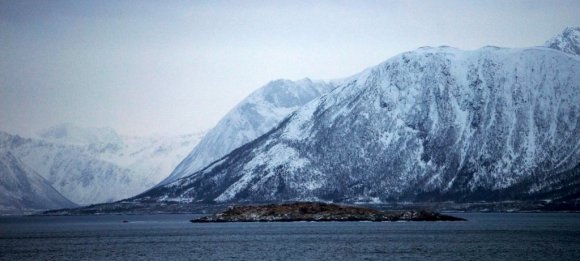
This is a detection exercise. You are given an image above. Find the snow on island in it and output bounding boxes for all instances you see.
[190,202,465,222]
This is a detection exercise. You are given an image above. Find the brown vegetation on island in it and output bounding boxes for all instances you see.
[191,202,465,222]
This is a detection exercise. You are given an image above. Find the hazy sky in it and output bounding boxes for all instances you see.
[1,0,579,137]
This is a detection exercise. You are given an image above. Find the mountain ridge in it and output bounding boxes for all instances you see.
[158,78,333,186]
[0,127,205,206]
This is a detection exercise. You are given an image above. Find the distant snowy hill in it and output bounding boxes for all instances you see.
[545,26,580,56]
[0,127,205,205]
[158,78,333,186]
[136,44,580,205]
[0,151,76,215]
[99,132,207,187]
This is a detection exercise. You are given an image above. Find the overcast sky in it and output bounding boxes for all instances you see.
[1,0,579,137]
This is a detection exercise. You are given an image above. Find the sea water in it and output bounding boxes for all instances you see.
[1,213,579,260]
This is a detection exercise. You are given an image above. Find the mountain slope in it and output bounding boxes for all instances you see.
[545,26,580,56]
[136,46,580,204]
[0,151,76,215]
[0,129,205,205]
[158,78,333,186]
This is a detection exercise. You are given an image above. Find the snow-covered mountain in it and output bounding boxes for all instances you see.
[135,44,579,205]
[545,27,580,56]
[158,78,333,186]
[0,151,76,215]
[0,127,205,205]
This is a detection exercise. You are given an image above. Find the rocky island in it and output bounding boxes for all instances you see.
[191,202,465,222]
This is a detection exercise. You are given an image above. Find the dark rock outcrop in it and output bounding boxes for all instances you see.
[190,202,465,222]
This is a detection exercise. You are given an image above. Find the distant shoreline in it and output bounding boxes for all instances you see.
[32,199,580,216]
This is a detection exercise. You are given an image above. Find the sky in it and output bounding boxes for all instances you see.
[1,0,579,137]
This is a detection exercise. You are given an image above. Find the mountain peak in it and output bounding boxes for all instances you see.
[545,26,580,55]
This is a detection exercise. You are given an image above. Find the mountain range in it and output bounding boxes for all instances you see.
[0,126,205,207]
[132,27,580,207]
[3,27,579,214]
[0,77,331,214]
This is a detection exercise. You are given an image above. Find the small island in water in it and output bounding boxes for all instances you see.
[191,202,465,222]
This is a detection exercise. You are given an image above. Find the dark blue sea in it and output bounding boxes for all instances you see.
[1,213,579,260]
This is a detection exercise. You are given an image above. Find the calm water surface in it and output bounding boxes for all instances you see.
[1,213,579,260]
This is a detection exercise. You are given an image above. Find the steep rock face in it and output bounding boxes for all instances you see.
[0,129,205,205]
[137,46,580,204]
[0,152,76,215]
[158,78,333,186]
[545,27,580,56]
